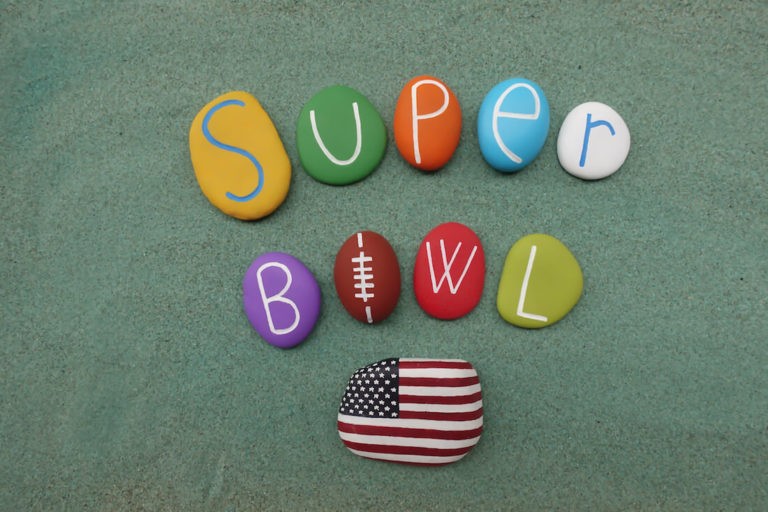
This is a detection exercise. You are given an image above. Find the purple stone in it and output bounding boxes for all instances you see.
[242,252,321,349]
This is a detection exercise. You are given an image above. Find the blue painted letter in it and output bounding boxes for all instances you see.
[202,99,264,202]
[579,113,616,168]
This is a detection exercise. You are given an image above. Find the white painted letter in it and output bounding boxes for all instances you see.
[492,83,541,164]
[310,102,362,165]
[426,240,478,294]
[411,79,450,164]
[256,262,301,335]
[516,245,548,322]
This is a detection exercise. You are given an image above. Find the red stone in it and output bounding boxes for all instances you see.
[334,231,401,324]
[393,75,462,171]
[413,222,485,320]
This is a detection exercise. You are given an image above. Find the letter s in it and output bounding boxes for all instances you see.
[202,99,264,202]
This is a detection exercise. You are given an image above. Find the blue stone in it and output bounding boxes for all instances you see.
[477,78,550,173]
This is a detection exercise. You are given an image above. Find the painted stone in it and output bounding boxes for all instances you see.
[393,75,462,171]
[189,91,291,220]
[413,222,485,320]
[477,78,550,173]
[496,234,583,329]
[338,357,483,466]
[334,231,401,324]
[242,252,321,348]
[296,85,387,185]
[557,101,631,180]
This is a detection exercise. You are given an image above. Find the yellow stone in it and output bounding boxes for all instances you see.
[496,234,583,328]
[189,91,291,220]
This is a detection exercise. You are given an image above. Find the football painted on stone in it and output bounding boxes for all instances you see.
[334,231,401,324]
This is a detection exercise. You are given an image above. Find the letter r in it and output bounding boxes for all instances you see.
[579,113,616,167]
[256,262,301,335]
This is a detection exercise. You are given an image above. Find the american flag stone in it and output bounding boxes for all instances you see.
[337,358,483,466]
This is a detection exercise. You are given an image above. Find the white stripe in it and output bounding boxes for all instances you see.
[399,384,482,397]
[400,400,483,413]
[347,448,467,465]
[338,413,483,431]
[365,306,373,324]
[356,232,363,248]
[339,431,480,449]
[401,358,468,363]
[399,368,477,378]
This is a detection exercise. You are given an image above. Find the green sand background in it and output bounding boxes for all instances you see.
[2,2,766,510]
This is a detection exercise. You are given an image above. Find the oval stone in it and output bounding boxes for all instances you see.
[242,252,321,349]
[334,231,401,324]
[414,222,485,320]
[296,85,387,185]
[496,234,583,329]
[393,75,462,171]
[338,357,483,466]
[557,101,631,180]
[189,91,291,220]
[477,78,550,172]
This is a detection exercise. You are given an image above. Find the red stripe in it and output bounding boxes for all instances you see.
[400,391,482,405]
[399,376,479,387]
[337,420,482,440]
[341,440,474,458]
[392,460,456,466]
[399,360,473,370]
[399,407,483,421]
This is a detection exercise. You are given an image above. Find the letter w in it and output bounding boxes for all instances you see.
[426,240,478,294]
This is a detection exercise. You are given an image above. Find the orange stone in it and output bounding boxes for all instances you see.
[393,75,462,171]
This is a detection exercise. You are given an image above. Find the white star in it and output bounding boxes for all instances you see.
[378,387,384,392]
[373,394,379,399]
[392,412,398,417]
[374,405,379,410]
[385,393,390,398]
[378,412,384,416]
[384,380,390,385]
[384,406,390,411]
[368,411,374,416]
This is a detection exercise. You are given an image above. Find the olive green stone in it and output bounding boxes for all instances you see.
[296,85,386,185]
[496,234,583,328]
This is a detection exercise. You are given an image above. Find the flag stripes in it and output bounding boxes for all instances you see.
[338,358,482,466]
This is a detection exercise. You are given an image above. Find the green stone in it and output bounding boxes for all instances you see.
[496,234,583,328]
[296,85,387,185]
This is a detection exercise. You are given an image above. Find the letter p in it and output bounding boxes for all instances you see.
[411,79,450,165]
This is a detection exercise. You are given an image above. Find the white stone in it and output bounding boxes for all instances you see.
[557,102,630,180]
